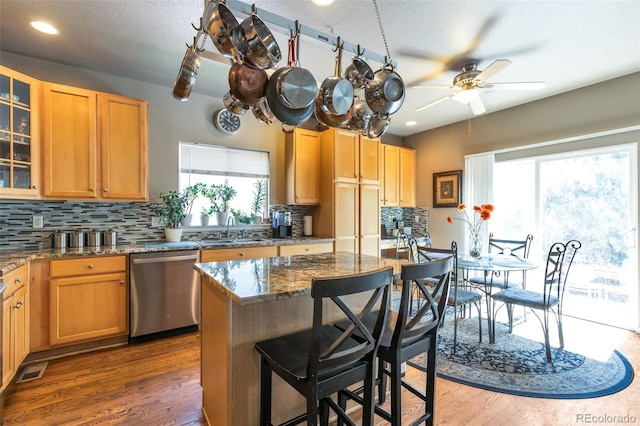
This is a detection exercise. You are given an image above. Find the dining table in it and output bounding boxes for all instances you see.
[457,253,537,343]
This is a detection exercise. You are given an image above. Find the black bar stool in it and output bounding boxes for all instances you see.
[254,266,393,426]
[335,257,453,426]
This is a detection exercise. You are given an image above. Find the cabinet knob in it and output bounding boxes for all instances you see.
[14,301,23,309]
[33,185,39,189]
[120,280,125,285]
[239,252,245,257]
[90,188,95,192]
[103,188,109,192]
[88,264,94,269]
[15,277,22,283]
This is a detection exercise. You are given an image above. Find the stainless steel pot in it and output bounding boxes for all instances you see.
[271,66,318,109]
[317,45,354,116]
[228,62,268,105]
[52,231,68,249]
[345,99,373,133]
[231,11,281,69]
[252,98,275,125]
[223,91,250,115]
[104,230,118,246]
[366,113,390,138]
[86,230,102,247]
[364,65,405,116]
[206,0,242,61]
[344,56,374,90]
[266,75,315,130]
[70,231,84,248]
[314,95,353,129]
[171,47,200,101]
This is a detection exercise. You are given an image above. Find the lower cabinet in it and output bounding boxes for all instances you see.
[49,256,128,346]
[2,264,29,390]
[278,242,333,256]
[200,246,278,262]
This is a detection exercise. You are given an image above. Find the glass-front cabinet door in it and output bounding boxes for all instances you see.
[0,66,40,199]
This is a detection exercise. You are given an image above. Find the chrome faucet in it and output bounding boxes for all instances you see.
[225,215,235,238]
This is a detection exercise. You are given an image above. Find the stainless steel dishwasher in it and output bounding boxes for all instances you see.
[129,250,200,339]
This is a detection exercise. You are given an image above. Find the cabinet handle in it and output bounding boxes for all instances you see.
[33,185,39,189]
[104,188,109,192]
[88,264,94,269]
[13,301,23,309]
[239,252,245,257]
[120,280,125,285]
[90,188,95,192]
[15,277,22,283]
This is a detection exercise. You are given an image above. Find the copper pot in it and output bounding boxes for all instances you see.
[228,62,268,106]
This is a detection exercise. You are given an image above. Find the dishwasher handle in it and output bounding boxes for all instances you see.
[132,254,199,265]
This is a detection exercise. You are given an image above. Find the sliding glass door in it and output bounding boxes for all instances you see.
[493,144,638,330]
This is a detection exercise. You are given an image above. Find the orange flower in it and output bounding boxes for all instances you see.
[480,209,491,221]
[457,203,466,211]
[446,202,495,231]
[446,216,453,224]
[481,203,495,212]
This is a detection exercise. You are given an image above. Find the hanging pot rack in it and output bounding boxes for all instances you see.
[191,0,397,68]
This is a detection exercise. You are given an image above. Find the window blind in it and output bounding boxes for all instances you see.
[180,142,269,178]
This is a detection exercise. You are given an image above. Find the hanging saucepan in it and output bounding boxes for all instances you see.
[206,0,242,62]
[266,73,314,132]
[172,46,201,101]
[252,98,275,125]
[366,113,391,138]
[314,95,353,129]
[223,91,249,115]
[231,6,281,69]
[267,33,317,110]
[344,56,374,90]
[317,44,354,116]
[228,62,268,106]
[345,99,373,133]
[365,64,405,116]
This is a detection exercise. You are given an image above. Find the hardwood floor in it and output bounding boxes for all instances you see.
[3,317,639,426]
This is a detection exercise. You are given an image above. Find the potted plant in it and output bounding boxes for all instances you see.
[151,190,187,242]
[249,179,266,224]
[181,183,206,226]
[203,183,237,225]
[200,206,211,226]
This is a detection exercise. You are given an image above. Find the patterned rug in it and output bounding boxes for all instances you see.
[408,317,634,399]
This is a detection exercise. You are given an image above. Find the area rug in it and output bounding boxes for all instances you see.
[408,318,634,399]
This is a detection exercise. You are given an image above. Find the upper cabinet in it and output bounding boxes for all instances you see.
[381,144,416,207]
[0,66,41,199]
[42,83,148,201]
[286,128,321,205]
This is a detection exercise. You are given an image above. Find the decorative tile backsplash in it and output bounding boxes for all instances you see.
[0,201,315,251]
[0,200,426,251]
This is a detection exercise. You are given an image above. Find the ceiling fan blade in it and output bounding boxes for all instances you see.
[470,96,486,115]
[416,94,455,112]
[475,59,511,82]
[487,82,546,91]
[411,84,455,90]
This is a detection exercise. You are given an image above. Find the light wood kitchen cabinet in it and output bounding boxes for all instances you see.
[286,128,321,205]
[49,256,128,346]
[0,66,41,199]
[381,144,416,207]
[2,264,29,390]
[278,242,333,256]
[399,147,416,207]
[200,246,278,262]
[42,82,148,201]
[317,129,380,255]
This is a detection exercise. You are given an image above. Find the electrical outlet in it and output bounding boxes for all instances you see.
[33,215,44,228]
[151,217,161,227]
[415,216,420,223]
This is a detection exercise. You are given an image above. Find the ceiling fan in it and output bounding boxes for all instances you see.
[413,59,546,115]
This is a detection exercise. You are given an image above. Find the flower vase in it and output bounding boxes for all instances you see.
[469,229,483,258]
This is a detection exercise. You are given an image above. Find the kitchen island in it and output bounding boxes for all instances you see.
[194,252,402,426]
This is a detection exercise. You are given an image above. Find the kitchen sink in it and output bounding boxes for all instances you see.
[198,238,273,247]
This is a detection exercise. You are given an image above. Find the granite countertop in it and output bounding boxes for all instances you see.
[0,237,334,276]
[195,252,404,305]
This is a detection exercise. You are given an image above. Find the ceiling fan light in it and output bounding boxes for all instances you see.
[29,20,60,35]
[452,88,481,105]
[311,0,335,6]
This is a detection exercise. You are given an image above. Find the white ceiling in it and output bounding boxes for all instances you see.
[1,0,639,137]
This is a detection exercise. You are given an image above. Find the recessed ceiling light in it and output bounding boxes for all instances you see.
[29,20,60,35]
[311,0,335,6]
[405,121,417,126]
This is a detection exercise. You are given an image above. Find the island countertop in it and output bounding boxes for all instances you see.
[194,251,402,305]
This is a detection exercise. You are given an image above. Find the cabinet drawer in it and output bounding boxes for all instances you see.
[2,264,28,299]
[50,256,127,277]
[279,243,333,256]
[201,246,278,262]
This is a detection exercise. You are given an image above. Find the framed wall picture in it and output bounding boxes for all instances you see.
[433,170,462,208]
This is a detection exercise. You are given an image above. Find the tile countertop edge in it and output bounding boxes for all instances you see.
[0,237,335,276]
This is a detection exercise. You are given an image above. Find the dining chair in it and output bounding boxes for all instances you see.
[395,231,411,260]
[416,241,483,353]
[468,233,534,290]
[335,257,453,426]
[491,240,581,362]
[254,267,393,426]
